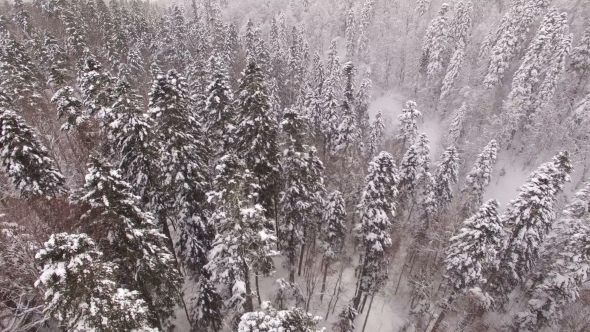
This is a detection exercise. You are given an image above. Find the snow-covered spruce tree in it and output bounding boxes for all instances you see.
[432,146,459,211]
[440,1,473,101]
[444,199,504,293]
[488,152,572,307]
[446,103,466,146]
[321,74,341,156]
[51,86,88,132]
[333,302,358,332]
[353,151,399,309]
[237,302,323,332]
[355,78,372,144]
[0,109,65,197]
[41,33,71,88]
[234,58,281,218]
[482,0,550,88]
[320,190,347,301]
[502,8,571,142]
[78,156,183,328]
[281,109,325,282]
[397,100,422,148]
[511,181,590,330]
[77,56,114,118]
[148,69,212,275]
[345,8,356,60]
[569,26,590,76]
[461,140,498,217]
[35,233,156,331]
[304,52,325,141]
[398,133,430,202]
[420,3,450,78]
[0,34,44,112]
[191,270,223,332]
[105,77,158,204]
[204,55,234,156]
[334,62,358,156]
[367,110,385,159]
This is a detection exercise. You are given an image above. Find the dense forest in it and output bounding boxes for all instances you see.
[0,0,590,331]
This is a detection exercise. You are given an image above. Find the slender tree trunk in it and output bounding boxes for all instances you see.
[298,226,307,277]
[359,293,369,313]
[395,253,410,295]
[325,262,345,321]
[288,228,296,283]
[255,274,262,306]
[320,261,329,303]
[361,294,376,332]
[242,262,253,313]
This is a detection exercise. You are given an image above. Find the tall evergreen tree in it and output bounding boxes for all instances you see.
[367,110,385,159]
[234,59,281,218]
[461,140,498,217]
[397,100,422,147]
[77,56,114,118]
[78,157,183,328]
[444,199,504,293]
[446,103,466,145]
[204,55,234,156]
[35,233,157,331]
[353,151,399,308]
[569,26,590,76]
[52,86,88,132]
[0,109,65,197]
[420,3,450,78]
[399,133,430,201]
[432,146,459,211]
[489,152,572,307]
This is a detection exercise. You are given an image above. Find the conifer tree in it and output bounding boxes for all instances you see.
[78,157,183,328]
[353,151,399,308]
[432,146,459,211]
[368,110,385,158]
[489,152,572,307]
[237,302,323,331]
[320,190,347,301]
[461,140,498,217]
[420,3,450,78]
[446,104,466,145]
[355,78,372,143]
[444,199,504,293]
[77,56,114,118]
[399,133,430,201]
[512,181,590,330]
[345,8,356,60]
[234,59,281,218]
[148,69,212,274]
[191,270,223,332]
[204,55,234,156]
[321,75,341,155]
[397,100,422,147]
[52,86,88,132]
[0,109,65,197]
[334,302,358,332]
[334,62,358,155]
[569,26,590,76]
[35,233,157,331]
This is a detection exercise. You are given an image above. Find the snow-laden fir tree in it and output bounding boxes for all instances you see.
[51,86,87,132]
[432,146,459,211]
[334,62,358,155]
[461,140,498,217]
[78,156,183,328]
[333,302,358,332]
[353,151,399,308]
[40,33,71,88]
[502,8,571,141]
[489,152,572,307]
[237,302,323,332]
[398,133,430,202]
[207,155,277,314]
[35,233,157,331]
[234,58,281,218]
[446,103,466,145]
[440,1,473,101]
[0,109,65,197]
[148,68,212,274]
[420,3,450,78]
[367,110,385,158]
[569,26,590,76]
[482,0,550,88]
[345,8,356,60]
[321,74,341,155]
[355,78,372,143]
[191,270,223,332]
[281,109,325,282]
[204,55,234,156]
[397,100,422,147]
[444,199,504,293]
[77,56,114,118]
[511,181,590,330]
[320,190,347,301]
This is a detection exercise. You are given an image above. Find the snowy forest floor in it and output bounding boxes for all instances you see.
[173,90,581,332]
